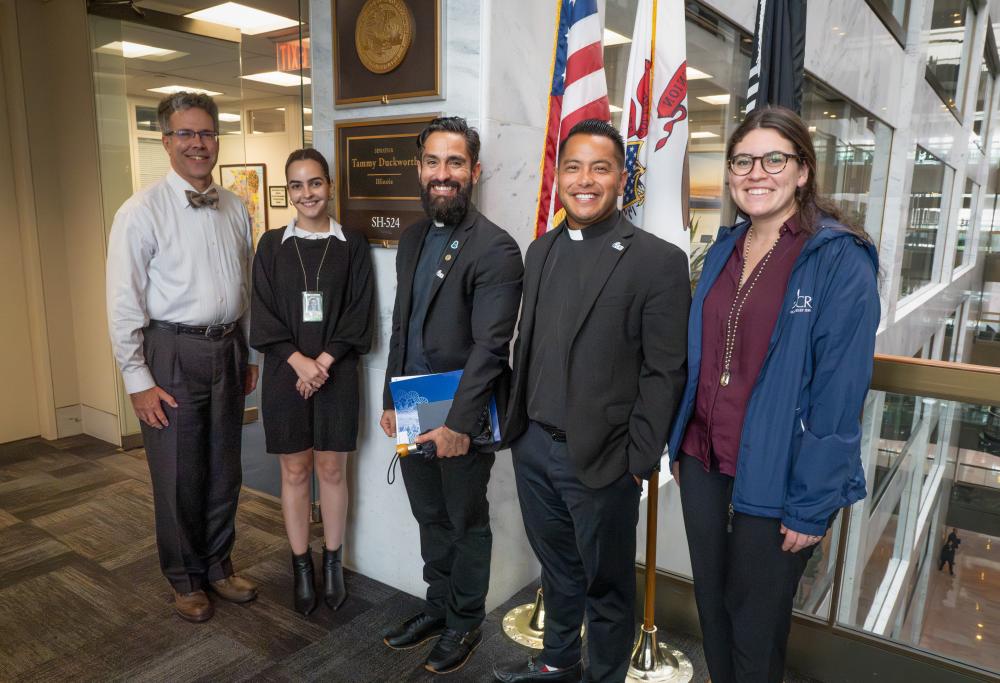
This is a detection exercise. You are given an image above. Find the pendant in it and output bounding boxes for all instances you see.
[720,371,730,387]
[302,291,324,322]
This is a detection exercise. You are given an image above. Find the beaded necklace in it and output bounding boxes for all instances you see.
[719,226,784,387]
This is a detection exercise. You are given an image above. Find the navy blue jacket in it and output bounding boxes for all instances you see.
[668,217,880,536]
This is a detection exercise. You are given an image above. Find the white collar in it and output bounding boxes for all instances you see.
[281,216,347,243]
[566,227,584,241]
[166,168,219,207]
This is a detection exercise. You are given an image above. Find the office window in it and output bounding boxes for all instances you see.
[865,0,911,45]
[925,0,975,115]
[955,178,977,268]
[900,147,951,297]
[972,41,998,147]
[802,79,893,246]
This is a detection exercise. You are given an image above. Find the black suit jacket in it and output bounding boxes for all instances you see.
[505,215,690,487]
[383,206,524,444]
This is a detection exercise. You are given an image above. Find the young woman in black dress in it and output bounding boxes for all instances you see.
[250,149,373,614]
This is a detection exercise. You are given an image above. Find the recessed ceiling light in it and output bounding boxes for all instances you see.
[96,41,183,61]
[604,28,631,46]
[186,2,299,35]
[687,67,713,80]
[609,104,623,113]
[303,107,312,115]
[304,125,313,131]
[241,71,311,87]
[697,94,731,106]
[690,131,719,139]
[147,85,222,96]
[218,113,241,122]
[808,126,817,132]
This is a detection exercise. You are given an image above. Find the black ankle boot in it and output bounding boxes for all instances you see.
[292,551,318,615]
[323,545,347,610]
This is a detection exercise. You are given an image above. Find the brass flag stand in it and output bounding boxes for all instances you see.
[627,471,693,682]
[502,586,546,649]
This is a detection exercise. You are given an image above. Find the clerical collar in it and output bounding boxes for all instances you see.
[565,210,619,241]
[281,217,347,243]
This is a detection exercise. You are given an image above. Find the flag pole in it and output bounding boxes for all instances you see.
[626,471,693,682]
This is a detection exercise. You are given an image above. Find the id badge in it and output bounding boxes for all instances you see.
[302,291,323,322]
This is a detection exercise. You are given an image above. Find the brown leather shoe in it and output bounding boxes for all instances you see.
[173,590,213,622]
[209,575,258,603]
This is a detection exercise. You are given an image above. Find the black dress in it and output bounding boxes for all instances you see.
[250,226,374,453]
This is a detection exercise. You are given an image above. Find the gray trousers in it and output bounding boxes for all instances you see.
[140,324,247,593]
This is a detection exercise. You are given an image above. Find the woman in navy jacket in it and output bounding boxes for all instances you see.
[667,106,879,682]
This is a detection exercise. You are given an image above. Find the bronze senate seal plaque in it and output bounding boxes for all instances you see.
[355,0,414,75]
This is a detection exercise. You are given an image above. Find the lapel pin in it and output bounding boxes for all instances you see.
[444,254,452,261]
[436,269,445,279]
[612,241,624,251]
[450,240,459,249]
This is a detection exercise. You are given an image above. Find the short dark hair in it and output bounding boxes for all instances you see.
[157,91,219,132]
[558,119,625,168]
[284,148,331,182]
[416,116,481,165]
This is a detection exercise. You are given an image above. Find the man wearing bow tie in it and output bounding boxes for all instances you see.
[106,92,258,623]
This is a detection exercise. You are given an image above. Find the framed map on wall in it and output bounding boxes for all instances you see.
[219,163,268,246]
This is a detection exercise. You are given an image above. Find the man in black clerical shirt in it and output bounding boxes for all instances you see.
[380,117,523,675]
[495,120,690,683]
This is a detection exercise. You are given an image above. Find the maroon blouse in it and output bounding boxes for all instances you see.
[681,218,807,476]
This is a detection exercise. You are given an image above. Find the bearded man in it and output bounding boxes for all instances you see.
[379,116,524,675]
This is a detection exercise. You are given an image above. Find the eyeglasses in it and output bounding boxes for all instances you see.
[164,129,220,142]
[728,151,800,176]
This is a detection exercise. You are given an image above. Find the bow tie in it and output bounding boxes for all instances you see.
[186,187,219,209]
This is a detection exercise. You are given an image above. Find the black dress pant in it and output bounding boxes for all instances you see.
[678,453,817,683]
[140,325,247,593]
[399,447,495,633]
[512,421,641,683]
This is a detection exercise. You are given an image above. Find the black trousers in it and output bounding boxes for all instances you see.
[140,325,247,593]
[512,421,641,683]
[678,454,817,683]
[399,447,495,633]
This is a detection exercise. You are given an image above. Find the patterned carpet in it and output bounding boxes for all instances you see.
[0,435,819,682]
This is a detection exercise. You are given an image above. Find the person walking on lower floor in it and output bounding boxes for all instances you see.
[250,149,374,615]
[106,92,259,622]
[668,106,880,683]
[379,117,523,675]
[494,119,690,683]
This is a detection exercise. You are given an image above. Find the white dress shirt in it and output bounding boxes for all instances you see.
[280,216,347,243]
[106,169,255,394]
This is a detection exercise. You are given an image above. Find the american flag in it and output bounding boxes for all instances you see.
[534,0,611,238]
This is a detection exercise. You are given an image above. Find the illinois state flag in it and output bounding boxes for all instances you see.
[619,0,690,256]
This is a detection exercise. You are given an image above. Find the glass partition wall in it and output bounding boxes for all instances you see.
[89,0,311,496]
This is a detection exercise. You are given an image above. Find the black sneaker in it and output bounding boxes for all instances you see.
[424,627,482,674]
[382,612,446,650]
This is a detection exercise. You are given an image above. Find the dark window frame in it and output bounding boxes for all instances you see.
[865,0,910,48]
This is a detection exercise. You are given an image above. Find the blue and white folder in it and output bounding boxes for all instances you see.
[389,369,501,447]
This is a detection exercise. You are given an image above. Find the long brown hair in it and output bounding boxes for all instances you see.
[726,106,872,243]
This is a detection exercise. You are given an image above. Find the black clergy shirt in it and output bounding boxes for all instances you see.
[526,211,617,430]
[404,221,454,375]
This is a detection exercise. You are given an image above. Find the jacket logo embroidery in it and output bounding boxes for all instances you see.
[612,241,624,251]
[790,289,813,314]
